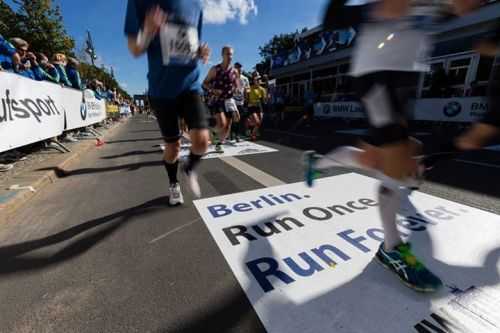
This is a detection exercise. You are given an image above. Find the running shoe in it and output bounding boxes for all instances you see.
[376,242,443,293]
[303,151,321,187]
[183,168,201,198]
[168,183,184,206]
[215,143,224,153]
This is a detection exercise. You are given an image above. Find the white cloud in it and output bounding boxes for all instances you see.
[119,82,128,88]
[202,0,257,25]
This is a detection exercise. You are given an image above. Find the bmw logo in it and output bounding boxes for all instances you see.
[80,103,88,121]
[443,101,462,118]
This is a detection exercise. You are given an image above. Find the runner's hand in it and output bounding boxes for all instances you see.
[198,43,211,64]
[144,5,167,38]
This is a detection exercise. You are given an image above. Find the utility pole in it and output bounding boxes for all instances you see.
[85,30,97,66]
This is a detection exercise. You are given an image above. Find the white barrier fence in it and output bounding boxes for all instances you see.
[0,72,107,153]
[315,97,489,123]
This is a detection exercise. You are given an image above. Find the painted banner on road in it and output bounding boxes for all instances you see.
[194,173,500,333]
[0,72,66,152]
[65,89,106,130]
[179,141,278,159]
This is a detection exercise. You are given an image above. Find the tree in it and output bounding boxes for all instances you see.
[11,0,75,56]
[0,2,22,37]
[256,33,296,75]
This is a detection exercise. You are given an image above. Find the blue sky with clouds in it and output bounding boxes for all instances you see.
[52,0,327,95]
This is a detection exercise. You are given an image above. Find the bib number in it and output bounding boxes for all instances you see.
[224,98,238,113]
[160,23,199,65]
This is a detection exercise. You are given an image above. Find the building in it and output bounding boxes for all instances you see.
[270,1,500,106]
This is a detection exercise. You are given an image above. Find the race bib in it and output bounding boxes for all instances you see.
[160,23,199,65]
[224,98,238,113]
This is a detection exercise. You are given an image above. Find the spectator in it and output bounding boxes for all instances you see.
[52,53,71,87]
[66,57,83,90]
[0,34,17,71]
[10,37,35,79]
[26,52,58,83]
[35,53,60,83]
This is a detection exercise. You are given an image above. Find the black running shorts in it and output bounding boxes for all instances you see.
[354,71,419,146]
[150,92,209,143]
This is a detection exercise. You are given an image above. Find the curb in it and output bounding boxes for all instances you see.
[0,121,126,221]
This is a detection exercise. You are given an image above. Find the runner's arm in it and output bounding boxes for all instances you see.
[126,5,167,57]
[202,67,216,92]
[451,0,480,15]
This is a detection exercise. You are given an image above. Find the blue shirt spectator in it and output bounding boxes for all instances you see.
[0,35,17,71]
[66,57,83,90]
[52,53,71,86]
[34,53,60,83]
[124,0,204,99]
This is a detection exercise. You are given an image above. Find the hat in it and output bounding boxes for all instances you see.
[10,38,28,51]
[252,71,261,80]
[234,62,242,68]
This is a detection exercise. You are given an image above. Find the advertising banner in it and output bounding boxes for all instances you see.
[314,102,364,119]
[65,89,106,130]
[0,72,66,152]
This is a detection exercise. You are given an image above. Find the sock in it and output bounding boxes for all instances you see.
[185,152,202,173]
[316,146,365,170]
[164,160,178,184]
[378,183,404,252]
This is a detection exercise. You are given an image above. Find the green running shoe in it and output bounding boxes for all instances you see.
[376,242,443,293]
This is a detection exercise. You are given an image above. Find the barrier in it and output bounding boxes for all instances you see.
[0,72,111,153]
[315,97,489,123]
[314,101,364,119]
[0,72,66,152]
[413,97,488,123]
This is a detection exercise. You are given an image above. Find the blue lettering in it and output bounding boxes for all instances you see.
[234,203,252,212]
[208,204,232,218]
[284,252,324,277]
[246,257,296,293]
[337,229,371,253]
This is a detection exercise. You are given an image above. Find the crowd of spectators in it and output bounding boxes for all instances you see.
[0,34,135,172]
[0,34,131,105]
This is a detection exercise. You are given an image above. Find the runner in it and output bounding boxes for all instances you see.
[203,46,240,153]
[247,72,267,141]
[306,0,459,292]
[233,62,250,141]
[125,0,211,205]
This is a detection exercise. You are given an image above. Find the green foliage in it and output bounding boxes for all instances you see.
[2,0,75,56]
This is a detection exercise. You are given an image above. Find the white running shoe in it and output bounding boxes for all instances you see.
[184,169,201,198]
[168,183,184,206]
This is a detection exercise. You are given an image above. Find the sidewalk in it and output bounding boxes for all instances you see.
[0,119,128,221]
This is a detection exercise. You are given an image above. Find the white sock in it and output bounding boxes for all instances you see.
[316,146,365,170]
[378,183,404,252]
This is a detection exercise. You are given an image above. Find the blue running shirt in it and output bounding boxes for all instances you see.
[124,0,204,99]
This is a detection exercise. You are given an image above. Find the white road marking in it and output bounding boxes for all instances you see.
[455,159,500,169]
[149,218,200,244]
[220,156,285,187]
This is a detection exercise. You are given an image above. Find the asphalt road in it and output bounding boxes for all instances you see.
[1,115,499,333]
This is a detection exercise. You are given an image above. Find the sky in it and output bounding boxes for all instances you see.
[51,0,328,96]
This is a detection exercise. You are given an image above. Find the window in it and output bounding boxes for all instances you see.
[477,56,494,82]
[448,58,471,86]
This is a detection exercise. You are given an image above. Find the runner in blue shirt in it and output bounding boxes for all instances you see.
[125,0,211,205]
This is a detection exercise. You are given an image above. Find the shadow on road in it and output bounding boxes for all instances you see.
[101,149,162,160]
[0,197,169,276]
[38,160,163,178]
